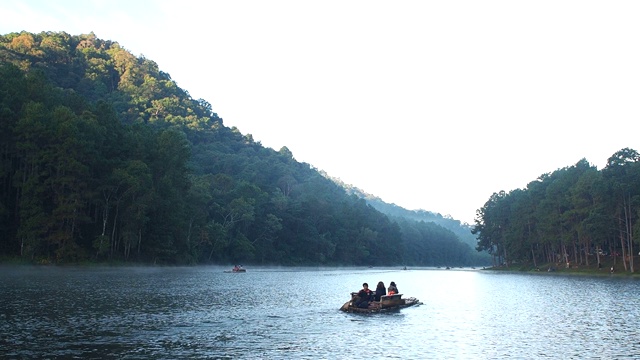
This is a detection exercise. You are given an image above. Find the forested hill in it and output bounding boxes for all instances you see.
[334,179,485,257]
[359,193,478,250]
[0,31,486,266]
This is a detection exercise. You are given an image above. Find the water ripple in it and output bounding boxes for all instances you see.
[2,266,640,359]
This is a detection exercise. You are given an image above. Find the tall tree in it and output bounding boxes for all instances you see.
[603,148,640,272]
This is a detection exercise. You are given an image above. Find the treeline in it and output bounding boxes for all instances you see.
[0,31,484,266]
[473,150,640,272]
[340,181,490,265]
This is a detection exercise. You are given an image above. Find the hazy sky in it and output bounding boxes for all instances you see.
[3,1,639,224]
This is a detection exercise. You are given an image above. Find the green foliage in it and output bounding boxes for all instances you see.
[0,31,486,266]
[474,154,640,273]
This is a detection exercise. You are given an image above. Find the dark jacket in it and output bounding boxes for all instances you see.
[354,288,373,308]
[374,285,387,301]
[357,288,373,301]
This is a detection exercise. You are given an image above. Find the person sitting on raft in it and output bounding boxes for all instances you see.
[354,283,373,308]
[387,281,398,295]
[374,281,387,301]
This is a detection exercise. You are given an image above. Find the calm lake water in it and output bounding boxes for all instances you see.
[1,265,640,359]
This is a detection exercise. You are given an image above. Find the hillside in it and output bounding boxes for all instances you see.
[328,174,489,264]
[0,31,487,266]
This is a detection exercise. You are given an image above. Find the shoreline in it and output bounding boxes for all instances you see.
[486,261,640,278]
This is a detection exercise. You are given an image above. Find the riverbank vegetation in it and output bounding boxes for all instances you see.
[474,150,640,274]
[0,31,488,267]
[489,256,640,277]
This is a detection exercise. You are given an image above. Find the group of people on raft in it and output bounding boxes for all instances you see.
[352,281,398,309]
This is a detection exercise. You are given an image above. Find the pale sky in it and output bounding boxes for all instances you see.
[2,0,639,224]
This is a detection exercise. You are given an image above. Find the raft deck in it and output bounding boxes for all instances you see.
[340,293,421,313]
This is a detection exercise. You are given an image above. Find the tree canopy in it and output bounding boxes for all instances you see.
[473,152,640,273]
[0,31,484,266]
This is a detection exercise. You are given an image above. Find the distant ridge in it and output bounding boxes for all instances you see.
[324,171,479,251]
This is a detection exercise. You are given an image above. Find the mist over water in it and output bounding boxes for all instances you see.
[1,266,640,359]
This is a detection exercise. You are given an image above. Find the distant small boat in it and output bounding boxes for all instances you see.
[224,267,246,273]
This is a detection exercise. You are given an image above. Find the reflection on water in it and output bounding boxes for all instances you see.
[1,266,640,359]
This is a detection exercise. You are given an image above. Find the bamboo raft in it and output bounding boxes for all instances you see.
[340,293,421,313]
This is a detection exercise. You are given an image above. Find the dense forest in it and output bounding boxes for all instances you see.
[339,182,488,263]
[473,150,640,273]
[0,31,487,266]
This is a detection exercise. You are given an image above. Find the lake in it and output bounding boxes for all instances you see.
[1,266,640,359]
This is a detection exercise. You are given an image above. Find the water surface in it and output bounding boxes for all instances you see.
[1,266,639,359]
